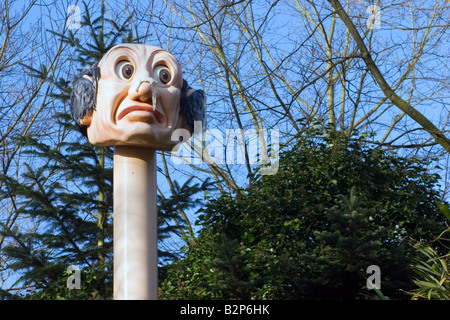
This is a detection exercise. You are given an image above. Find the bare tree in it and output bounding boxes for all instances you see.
[153,0,449,185]
[0,0,76,293]
[328,0,450,152]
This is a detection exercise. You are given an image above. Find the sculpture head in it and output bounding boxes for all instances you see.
[70,43,205,150]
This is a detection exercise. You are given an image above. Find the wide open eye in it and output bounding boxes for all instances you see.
[153,65,172,85]
[115,60,135,80]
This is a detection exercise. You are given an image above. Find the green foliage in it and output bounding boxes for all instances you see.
[410,203,450,300]
[410,242,450,300]
[0,114,113,299]
[160,129,447,300]
[158,176,215,264]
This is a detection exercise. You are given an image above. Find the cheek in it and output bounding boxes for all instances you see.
[159,87,181,114]
[97,80,129,114]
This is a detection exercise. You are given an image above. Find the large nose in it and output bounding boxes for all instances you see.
[128,79,156,103]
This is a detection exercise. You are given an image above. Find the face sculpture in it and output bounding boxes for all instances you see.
[70,44,205,150]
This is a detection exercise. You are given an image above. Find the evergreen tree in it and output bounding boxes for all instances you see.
[160,128,448,300]
[300,186,394,299]
[0,114,114,299]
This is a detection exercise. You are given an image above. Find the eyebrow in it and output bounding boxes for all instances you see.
[103,46,136,61]
[106,46,164,63]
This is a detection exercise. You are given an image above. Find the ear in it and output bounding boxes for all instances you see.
[179,79,206,133]
[70,66,101,136]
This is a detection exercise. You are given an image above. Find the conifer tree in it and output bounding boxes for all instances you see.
[0,113,114,299]
[160,129,447,300]
[0,2,211,300]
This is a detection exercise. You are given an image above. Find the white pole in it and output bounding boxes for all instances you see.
[113,146,158,300]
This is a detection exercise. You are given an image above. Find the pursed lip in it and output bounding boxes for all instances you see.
[117,104,164,124]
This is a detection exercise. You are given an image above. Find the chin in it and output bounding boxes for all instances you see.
[111,122,177,150]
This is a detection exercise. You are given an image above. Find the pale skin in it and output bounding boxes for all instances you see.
[80,43,193,150]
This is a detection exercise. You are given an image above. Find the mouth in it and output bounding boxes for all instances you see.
[117,104,164,124]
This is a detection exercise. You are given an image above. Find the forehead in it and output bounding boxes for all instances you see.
[98,44,170,66]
